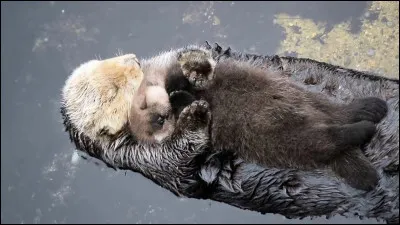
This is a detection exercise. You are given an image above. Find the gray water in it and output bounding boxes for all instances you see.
[2,1,391,224]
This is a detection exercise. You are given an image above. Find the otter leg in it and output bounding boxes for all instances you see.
[177,49,216,90]
[345,97,388,124]
[307,95,388,125]
[305,121,376,163]
[328,120,376,151]
[331,150,379,191]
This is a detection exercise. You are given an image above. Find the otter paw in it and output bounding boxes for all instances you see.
[177,49,215,89]
[170,90,192,99]
[177,100,211,131]
[347,97,388,123]
[169,90,196,117]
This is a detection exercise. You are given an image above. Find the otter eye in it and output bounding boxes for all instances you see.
[151,113,168,128]
[156,116,165,126]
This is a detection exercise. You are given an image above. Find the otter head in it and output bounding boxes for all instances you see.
[61,54,144,142]
[129,85,176,143]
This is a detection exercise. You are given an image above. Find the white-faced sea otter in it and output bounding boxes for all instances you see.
[60,42,398,223]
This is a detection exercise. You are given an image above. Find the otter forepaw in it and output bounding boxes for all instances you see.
[177,49,216,89]
[177,100,211,131]
[169,90,196,118]
[347,97,388,124]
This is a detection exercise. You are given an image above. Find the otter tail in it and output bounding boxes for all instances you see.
[331,149,379,191]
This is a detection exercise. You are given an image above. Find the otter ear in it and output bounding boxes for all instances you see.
[139,94,147,110]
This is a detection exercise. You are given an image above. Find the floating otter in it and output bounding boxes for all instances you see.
[128,48,388,191]
[60,42,398,223]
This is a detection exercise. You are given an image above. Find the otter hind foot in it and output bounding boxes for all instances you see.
[330,121,376,150]
[347,97,388,124]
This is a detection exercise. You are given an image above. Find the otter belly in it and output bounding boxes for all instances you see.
[201,76,326,169]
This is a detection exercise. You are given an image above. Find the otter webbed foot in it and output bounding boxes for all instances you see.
[346,97,388,124]
[329,120,376,151]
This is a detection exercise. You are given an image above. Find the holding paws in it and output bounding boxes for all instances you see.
[176,100,211,132]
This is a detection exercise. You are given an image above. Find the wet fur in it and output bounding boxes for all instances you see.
[60,42,398,223]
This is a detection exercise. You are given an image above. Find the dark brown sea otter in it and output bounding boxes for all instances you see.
[129,48,388,192]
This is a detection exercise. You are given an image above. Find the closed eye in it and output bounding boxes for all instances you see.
[150,113,167,128]
[156,116,165,126]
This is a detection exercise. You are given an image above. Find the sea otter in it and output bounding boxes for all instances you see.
[128,48,388,191]
[60,42,398,223]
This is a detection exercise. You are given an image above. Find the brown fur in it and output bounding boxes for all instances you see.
[129,49,388,191]
[198,60,381,171]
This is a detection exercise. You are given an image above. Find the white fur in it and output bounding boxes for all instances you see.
[145,86,170,106]
[154,132,169,142]
[61,54,143,141]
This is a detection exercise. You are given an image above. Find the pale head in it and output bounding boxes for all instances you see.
[61,54,144,141]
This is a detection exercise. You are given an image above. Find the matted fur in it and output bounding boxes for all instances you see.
[60,42,399,223]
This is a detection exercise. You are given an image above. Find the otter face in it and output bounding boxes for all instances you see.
[129,86,176,143]
[61,54,144,142]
